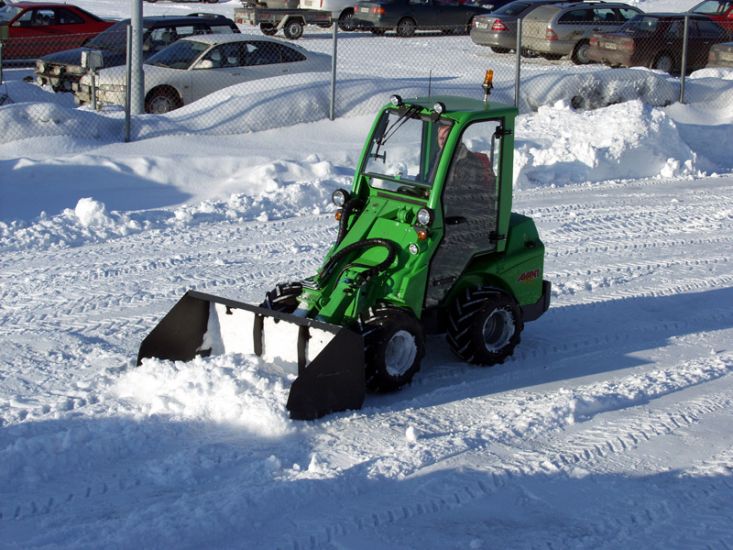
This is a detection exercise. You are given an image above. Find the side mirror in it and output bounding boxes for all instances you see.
[195,59,214,70]
[81,49,103,70]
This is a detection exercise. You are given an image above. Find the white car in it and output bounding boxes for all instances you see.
[75,34,332,113]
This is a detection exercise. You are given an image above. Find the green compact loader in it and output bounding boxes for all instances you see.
[138,76,551,420]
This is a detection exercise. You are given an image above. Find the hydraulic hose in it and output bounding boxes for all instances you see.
[319,238,398,287]
[336,197,364,245]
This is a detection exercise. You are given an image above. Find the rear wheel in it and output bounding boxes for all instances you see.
[571,39,591,64]
[447,286,523,365]
[652,52,674,73]
[361,306,424,392]
[396,17,416,37]
[145,87,182,114]
[338,9,356,31]
[283,19,304,39]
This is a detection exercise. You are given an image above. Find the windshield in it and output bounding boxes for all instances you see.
[86,20,129,50]
[363,109,448,196]
[146,40,208,69]
[493,1,531,16]
[691,0,732,14]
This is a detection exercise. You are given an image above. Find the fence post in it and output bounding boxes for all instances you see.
[514,18,522,108]
[130,0,144,115]
[329,22,338,121]
[679,15,689,104]
[124,25,133,143]
[0,42,3,85]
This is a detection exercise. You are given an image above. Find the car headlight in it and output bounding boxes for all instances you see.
[36,60,45,73]
[98,83,126,93]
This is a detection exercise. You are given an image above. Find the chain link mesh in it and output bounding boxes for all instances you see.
[0,17,731,146]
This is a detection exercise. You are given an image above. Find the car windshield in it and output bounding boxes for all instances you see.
[363,109,447,196]
[691,0,732,14]
[146,40,209,69]
[87,20,130,50]
[0,4,21,21]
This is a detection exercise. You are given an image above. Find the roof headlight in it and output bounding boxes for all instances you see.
[332,188,350,207]
[433,102,446,115]
[390,94,403,106]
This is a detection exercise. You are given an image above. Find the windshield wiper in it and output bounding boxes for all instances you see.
[369,105,421,161]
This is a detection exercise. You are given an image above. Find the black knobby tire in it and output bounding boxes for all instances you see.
[447,286,523,365]
[283,19,304,39]
[396,17,416,37]
[361,306,425,392]
[261,282,303,313]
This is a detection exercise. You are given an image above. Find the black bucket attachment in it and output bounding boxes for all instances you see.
[137,290,365,420]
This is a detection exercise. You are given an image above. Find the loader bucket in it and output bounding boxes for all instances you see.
[137,290,365,420]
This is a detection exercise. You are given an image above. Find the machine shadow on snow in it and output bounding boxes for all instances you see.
[372,286,733,413]
[0,160,191,222]
[0,413,731,547]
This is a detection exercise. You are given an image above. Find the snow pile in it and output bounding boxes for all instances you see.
[114,355,295,437]
[514,100,699,187]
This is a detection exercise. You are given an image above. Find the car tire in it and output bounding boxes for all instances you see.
[338,9,356,31]
[490,46,511,54]
[283,19,304,39]
[260,23,278,36]
[361,306,425,392]
[447,286,523,365]
[571,39,591,64]
[652,52,675,74]
[144,87,182,114]
[396,17,416,37]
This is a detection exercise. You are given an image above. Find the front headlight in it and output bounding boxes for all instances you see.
[36,60,45,73]
[98,83,126,93]
[417,208,434,226]
[332,189,350,207]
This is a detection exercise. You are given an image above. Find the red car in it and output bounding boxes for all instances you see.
[0,2,114,62]
[690,0,733,32]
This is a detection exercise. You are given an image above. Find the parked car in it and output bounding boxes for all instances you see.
[35,14,239,92]
[690,0,733,33]
[471,0,574,52]
[0,2,114,63]
[145,0,219,3]
[707,40,733,66]
[300,0,358,30]
[75,34,332,113]
[587,13,728,73]
[352,0,492,37]
[521,1,642,63]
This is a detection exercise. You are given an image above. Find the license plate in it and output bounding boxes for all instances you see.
[603,42,617,50]
[359,6,369,12]
[476,22,488,29]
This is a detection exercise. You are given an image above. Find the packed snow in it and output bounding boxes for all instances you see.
[1,0,732,547]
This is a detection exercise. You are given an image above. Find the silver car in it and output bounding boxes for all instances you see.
[75,34,331,113]
[471,0,572,53]
[521,1,642,63]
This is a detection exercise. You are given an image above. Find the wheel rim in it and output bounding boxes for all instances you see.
[148,95,175,114]
[384,330,417,376]
[481,308,514,352]
[398,19,415,36]
[576,43,590,64]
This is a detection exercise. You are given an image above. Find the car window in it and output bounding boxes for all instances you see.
[208,43,243,68]
[694,18,724,35]
[617,8,640,20]
[593,8,619,23]
[559,9,593,23]
[276,43,307,62]
[148,39,209,69]
[691,0,732,15]
[145,27,179,53]
[54,8,84,25]
[665,20,682,39]
[15,8,54,27]
[209,24,237,34]
[245,42,283,65]
[174,25,197,38]
[493,1,531,15]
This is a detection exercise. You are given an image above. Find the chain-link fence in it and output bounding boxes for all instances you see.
[1,12,731,145]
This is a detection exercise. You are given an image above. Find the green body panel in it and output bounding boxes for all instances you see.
[297,95,547,327]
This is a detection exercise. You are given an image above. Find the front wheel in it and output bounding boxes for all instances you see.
[361,306,425,392]
[447,286,523,365]
[338,9,356,31]
[571,39,591,65]
[145,87,182,114]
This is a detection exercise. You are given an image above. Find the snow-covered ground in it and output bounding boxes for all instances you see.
[1,0,733,548]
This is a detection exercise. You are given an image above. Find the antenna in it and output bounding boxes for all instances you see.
[428,69,432,98]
